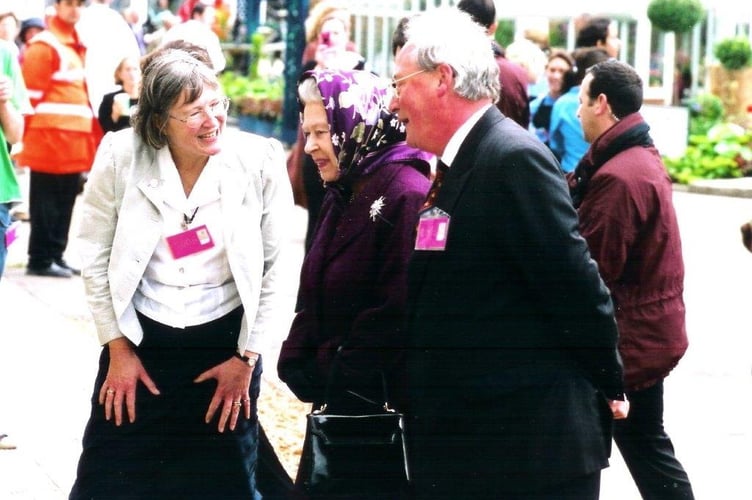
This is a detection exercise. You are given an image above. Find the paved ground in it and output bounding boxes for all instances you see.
[1,175,751,499]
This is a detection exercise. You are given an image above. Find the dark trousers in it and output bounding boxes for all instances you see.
[257,424,294,499]
[70,308,262,500]
[614,380,695,499]
[410,469,600,500]
[504,471,601,500]
[27,171,80,268]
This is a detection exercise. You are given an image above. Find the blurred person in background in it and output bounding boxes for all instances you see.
[505,34,549,102]
[575,15,621,58]
[176,0,233,38]
[122,6,148,55]
[17,0,102,278]
[161,1,226,72]
[529,48,575,147]
[288,0,365,252]
[16,17,45,63]
[77,0,141,112]
[548,47,609,172]
[97,55,140,133]
[457,0,530,129]
[0,8,18,58]
[301,0,360,69]
[147,0,176,31]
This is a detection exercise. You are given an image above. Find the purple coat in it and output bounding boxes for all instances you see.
[278,159,430,409]
[278,69,431,410]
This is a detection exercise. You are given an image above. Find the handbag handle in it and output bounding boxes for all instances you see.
[317,345,394,414]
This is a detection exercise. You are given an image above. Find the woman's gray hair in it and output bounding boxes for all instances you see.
[132,44,219,149]
[404,8,500,103]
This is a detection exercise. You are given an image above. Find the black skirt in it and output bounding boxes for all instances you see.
[69,307,263,500]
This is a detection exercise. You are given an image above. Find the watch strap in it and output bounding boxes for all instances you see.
[234,352,258,367]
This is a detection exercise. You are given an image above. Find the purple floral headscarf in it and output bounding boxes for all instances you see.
[299,69,430,184]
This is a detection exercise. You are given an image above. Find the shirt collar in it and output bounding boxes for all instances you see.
[440,104,491,168]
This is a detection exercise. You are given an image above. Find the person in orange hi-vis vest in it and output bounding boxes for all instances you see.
[16,0,102,278]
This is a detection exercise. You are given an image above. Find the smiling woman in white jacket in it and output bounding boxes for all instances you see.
[69,42,293,500]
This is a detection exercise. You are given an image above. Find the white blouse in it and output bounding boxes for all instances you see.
[132,148,242,329]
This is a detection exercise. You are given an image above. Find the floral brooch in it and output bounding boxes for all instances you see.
[369,196,386,222]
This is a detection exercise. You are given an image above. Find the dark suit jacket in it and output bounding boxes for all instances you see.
[406,107,624,497]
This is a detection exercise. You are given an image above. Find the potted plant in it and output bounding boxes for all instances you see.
[647,0,703,34]
[709,36,752,127]
[221,30,284,136]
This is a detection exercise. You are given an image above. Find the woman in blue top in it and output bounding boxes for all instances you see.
[529,49,574,147]
[549,47,608,172]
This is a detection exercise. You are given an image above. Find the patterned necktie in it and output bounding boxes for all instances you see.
[421,160,449,210]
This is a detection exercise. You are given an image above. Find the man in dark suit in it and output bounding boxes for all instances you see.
[389,8,627,499]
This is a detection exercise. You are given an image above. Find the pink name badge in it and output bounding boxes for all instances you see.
[415,212,450,251]
[165,224,215,259]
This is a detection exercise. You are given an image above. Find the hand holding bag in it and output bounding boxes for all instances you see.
[295,358,410,497]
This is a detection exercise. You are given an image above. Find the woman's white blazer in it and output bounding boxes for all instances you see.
[77,128,294,354]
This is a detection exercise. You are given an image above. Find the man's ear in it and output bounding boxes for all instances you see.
[596,93,610,116]
[436,63,455,96]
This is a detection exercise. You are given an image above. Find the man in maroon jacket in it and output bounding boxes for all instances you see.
[570,59,695,499]
[457,0,530,128]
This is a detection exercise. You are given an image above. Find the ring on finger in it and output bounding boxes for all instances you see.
[232,401,242,407]
[106,389,115,395]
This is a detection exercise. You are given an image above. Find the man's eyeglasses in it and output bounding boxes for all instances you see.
[390,69,427,99]
[169,97,230,128]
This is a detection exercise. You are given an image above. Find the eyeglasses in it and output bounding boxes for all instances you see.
[169,97,230,127]
[390,69,427,99]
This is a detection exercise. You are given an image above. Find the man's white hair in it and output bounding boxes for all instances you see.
[404,7,500,103]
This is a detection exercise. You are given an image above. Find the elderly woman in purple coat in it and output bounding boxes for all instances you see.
[278,69,431,417]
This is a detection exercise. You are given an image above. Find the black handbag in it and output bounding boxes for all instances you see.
[295,360,410,497]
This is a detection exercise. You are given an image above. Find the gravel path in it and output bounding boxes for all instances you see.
[258,378,310,479]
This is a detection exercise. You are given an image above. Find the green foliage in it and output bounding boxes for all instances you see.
[647,0,704,33]
[714,37,752,71]
[219,27,284,120]
[549,21,567,49]
[219,71,284,120]
[248,32,266,80]
[665,123,752,184]
[495,20,515,49]
[685,93,725,135]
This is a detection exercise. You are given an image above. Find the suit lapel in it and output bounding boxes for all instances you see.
[434,107,503,214]
[409,108,504,300]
